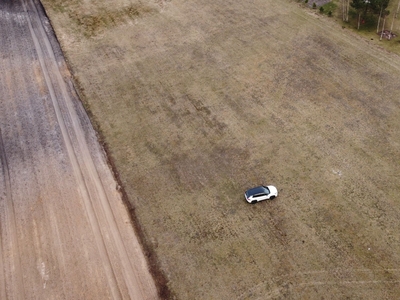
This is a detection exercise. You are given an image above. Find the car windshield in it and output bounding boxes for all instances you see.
[246,186,269,197]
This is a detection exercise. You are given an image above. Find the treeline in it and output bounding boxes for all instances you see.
[343,0,400,35]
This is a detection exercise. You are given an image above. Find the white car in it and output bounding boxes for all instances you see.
[244,185,278,204]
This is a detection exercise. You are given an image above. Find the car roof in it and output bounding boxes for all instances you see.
[246,186,269,196]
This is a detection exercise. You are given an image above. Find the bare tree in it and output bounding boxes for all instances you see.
[388,0,400,39]
[377,5,383,33]
[380,10,389,40]
[370,0,389,33]
[396,0,400,18]
[343,0,350,22]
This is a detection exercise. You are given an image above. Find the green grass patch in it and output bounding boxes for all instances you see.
[321,1,337,16]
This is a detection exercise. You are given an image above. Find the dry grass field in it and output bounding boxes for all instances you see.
[41,0,400,298]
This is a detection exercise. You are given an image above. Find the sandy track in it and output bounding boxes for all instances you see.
[0,1,158,299]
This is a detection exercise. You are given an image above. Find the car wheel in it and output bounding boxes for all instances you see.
[270,196,276,200]
[251,200,257,204]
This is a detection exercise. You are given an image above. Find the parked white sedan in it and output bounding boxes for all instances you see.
[244,185,278,204]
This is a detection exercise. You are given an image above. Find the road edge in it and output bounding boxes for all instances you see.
[35,1,173,298]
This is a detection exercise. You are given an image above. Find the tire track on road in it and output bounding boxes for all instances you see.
[23,0,156,299]
[0,225,5,300]
[21,1,123,299]
[0,127,26,300]
[1,7,70,296]
[0,202,5,300]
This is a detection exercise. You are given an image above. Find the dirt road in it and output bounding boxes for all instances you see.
[0,1,158,299]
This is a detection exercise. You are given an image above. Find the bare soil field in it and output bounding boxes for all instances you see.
[0,0,157,299]
[39,0,400,299]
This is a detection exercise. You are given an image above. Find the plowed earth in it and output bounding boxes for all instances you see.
[0,1,158,299]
